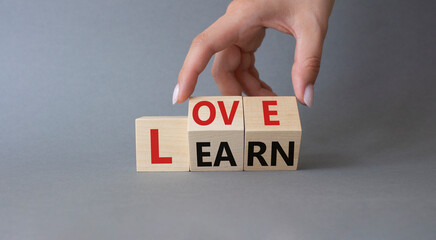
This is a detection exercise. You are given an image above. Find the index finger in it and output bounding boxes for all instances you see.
[175,14,244,103]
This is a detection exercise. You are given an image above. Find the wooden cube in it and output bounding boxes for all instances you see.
[188,96,244,171]
[136,116,189,171]
[243,96,302,171]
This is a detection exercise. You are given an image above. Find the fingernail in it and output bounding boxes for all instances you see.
[172,83,179,105]
[303,84,314,107]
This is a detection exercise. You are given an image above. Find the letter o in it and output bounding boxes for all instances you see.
[193,101,216,126]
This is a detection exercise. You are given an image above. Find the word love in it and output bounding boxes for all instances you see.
[135,96,302,172]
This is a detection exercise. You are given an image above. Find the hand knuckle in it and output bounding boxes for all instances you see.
[303,57,321,73]
[191,32,214,53]
[226,0,256,16]
[226,1,245,14]
[192,32,207,46]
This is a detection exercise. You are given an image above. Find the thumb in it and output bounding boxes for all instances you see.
[291,27,326,107]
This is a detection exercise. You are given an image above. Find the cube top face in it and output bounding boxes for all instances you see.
[243,96,301,132]
[136,116,189,172]
[188,96,244,132]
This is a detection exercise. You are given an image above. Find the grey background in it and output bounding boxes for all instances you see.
[1,0,435,239]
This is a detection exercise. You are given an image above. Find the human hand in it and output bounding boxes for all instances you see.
[173,0,334,107]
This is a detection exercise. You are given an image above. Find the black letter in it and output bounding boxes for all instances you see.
[214,142,237,166]
[197,142,212,167]
[271,141,294,166]
[247,142,268,166]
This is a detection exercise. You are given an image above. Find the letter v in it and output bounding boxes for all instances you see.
[217,101,239,125]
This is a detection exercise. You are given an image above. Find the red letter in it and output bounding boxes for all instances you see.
[150,129,172,164]
[218,100,239,125]
[193,101,216,126]
[262,101,280,125]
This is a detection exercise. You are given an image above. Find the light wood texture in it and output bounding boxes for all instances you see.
[136,116,189,172]
[188,96,244,171]
[243,96,302,171]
